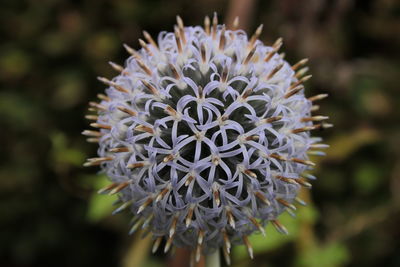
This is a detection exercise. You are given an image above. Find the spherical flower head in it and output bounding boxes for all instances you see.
[83,14,331,263]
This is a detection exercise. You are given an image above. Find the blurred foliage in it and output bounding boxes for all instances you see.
[1,0,400,266]
[86,174,118,223]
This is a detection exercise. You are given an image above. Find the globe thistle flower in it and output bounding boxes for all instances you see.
[83,14,331,264]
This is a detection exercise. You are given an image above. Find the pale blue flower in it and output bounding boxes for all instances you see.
[83,13,331,264]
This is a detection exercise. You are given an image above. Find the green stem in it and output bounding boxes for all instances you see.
[206,249,220,267]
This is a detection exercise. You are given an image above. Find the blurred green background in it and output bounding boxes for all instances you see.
[1,0,399,266]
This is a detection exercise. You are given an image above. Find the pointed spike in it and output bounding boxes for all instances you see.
[286,207,297,218]
[196,229,204,262]
[97,182,118,194]
[219,25,226,50]
[272,37,283,49]
[221,65,229,83]
[301,115,329,122]
[127,162,147,169]
[264,41,282,62]
[169,216,178,237]
[302,173,317,180]
[112,200,133,215]
[275,175,299,185]
[195,244,202,262]
[123,43,140,58]
[138,38,153,56]
[292,58,309,71]
[123,43,135,55]
[155,184,171,203]
[152,236,163,253]
[176,15,184,29]
[310,143,330,149]
[204,16,210,35]
[255,191,271,206]
[249,216,266,236]
[212,183,221,207]
[109,181,130,195]
[291,125,316,134]
[289,75,312,90]
[277,198,297,211]
[185,175,194,187]
[242,235,253,259]
[222,229,231,253]
[270,153,287,161]
[288,75,312,91]
[197,229,204,245]
[185,205,194,227]
[255,24,264,36]
[142,214,154,229]
[97,93,110,102]
[135,124,154,134]
[311,105,320,112]
[295,66,309,78]
[223,246,231,265]
[86,138,100,143]
[164,235,174,253]
[308,93,328,102]
[97,77,129,93]
[90,123,111,130]
[212,12,218,40]
[301,74,313,82]
[249,24,263,48]
[265,115,283,123]
[271,220,289,235]
[200,43,206,63]
[117,106,137,117]
[297,178,312,188]
[244,169,257,179]
[168,63,180,80]
[322,122,334,129]
[245,135,259,141]
[137,197,153,214]
[307,151,326,156]
[291,158,316,166]
[164,104,178,117]
[136,58,152,76]
[226,209,236,229]
[129,218,144,235]
[232,16,239,29]
[198,85,204,98]
[174,26,183,53]
[243,45,257,65]
[109,147,130,153]
[108,61,125,73]
[267,63,284,80]
[295,197,307,206]
[176,16,186,44]
[163,154,175,163]
[89,101,107,111]
[284,85,303,98]
[212,156,219,165]
[85,115,98,121]
[83,156,113,167]
[143,30,158,50]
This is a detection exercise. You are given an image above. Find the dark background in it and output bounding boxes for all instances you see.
[1,0,399,266]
